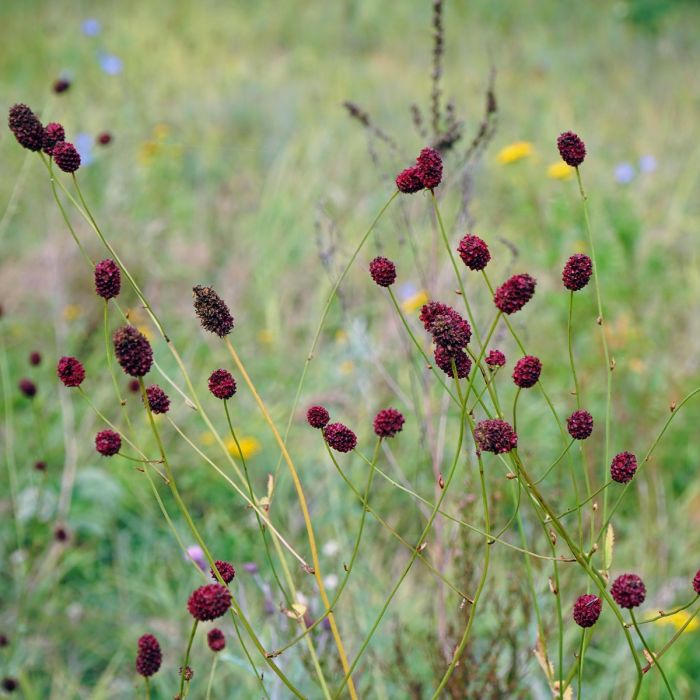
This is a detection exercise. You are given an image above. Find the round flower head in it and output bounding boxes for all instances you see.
[187,583,232,621]
[485,349,506,369]
[415,147,443,189]
[193,285,234,337]
[457,234,490,271]
[207,628,226,652]
[306,405,330,429]
[95,429,121,456]
[572,594,602,628]
[557,131,586,167]
[53,78,71,94]
[420,302,471,354]
[128,379,140,394]
[54,526,69,542]
[434,345,472,379]
[610,452,637,484]
[395,166,424,194]
[562,254,593,291]
[323,422,357,453]
[473,419,518,454]
[145,384,170,414]
[512,356,541,389]
[1,678,18,692]
[8,103,44,151]
[369,256,396,287]
[29,351,42,366]
[52,141,81,173]
[56,356,85,388]
[18,378,37,398]
[34,461,46,472]
[567,410,593,440]
[113,325,153,377]
[693,570,700,596]
[42,122,65,155]
[494,274,537,315]
[97,131,112,146]
[373,408,405,438]
[94,259,121,299]
[208,369,236,400]
[611,573,646,609]
[211,560,235,584]
[136,634,162,677]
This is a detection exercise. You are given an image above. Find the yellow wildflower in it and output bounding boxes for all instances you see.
[257,329,274,345]
[226,436,262,460]
[138,141,159,166]
[63,304,82,321]
[339,360,354,375]
[497,141,534,165]
[153,123,170,141]
[654,610,699,633]
[200,431,216,447]
[548,162,574,180]
[137,324,153,341]
[401,289,429,314]
[335,330,348,345]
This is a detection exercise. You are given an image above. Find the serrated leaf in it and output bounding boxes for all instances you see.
[603,523,615,570]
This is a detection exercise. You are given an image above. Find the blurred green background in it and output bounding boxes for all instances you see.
[1,0,700,697]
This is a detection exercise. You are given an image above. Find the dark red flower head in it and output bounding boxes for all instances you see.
[94,259,121,299]
[611,573,646,609]
[473,419,518,454]
[207,628,226,652]
[29,351,42,366]
[494,274,537,315]
[187,583,232,621]
[34,460,46,472]
[610,452,637,484]
[512,355,541,389]
[395,166,424,194]
[53,78,71,94]
[193,285,234,337]
[42,122,65,155]
[145,384,170,414]
[211,560,235,584]
[557,131,586,167]
[420,302,471,354]
[572,594,602,628]
[306,405,330,429]
[128,379,141,393]
[416,147,443,189]
[1,677,18,692]
[562,254,593,291]
[52,141,81,173]
[369,256,397,287]
[136,634,162,677]
[457,234,490,271]
[567,410,593,440]
[693,570,700,596]
[57,356,85,388]
[208,369,236,400]
[95,429,121,456]
[18,378,37,398]
[373,408,405,438]
[485,349,506,369]
[8,103,44,151]
[54,525,69,542]
[434,345,472,379]
[323,422,357,453]
[113,325,153,377]
[97,131,112,146]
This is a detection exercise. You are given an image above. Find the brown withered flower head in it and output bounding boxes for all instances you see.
[193,285,234,337]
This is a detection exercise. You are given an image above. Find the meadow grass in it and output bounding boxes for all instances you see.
[1,1,700,697]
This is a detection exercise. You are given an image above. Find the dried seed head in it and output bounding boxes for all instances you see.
[193,285,234,337]
[56,356,85,388]
[473,419,518,454]
[113,325,153,377]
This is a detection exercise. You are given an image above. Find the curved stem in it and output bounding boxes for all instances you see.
[178,620,198,698]
[630,609,675,698]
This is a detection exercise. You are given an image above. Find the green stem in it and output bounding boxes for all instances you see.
[630,609,675,698]
[205,655,218,700]
[178,620,198,698]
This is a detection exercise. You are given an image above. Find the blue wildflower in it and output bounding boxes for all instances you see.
[99,53,123,76]
[639,155,657,173]
[614,162,635,185]
[82,18,101,36]
[74,133,94,167]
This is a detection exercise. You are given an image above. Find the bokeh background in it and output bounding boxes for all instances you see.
[2,0,700,697]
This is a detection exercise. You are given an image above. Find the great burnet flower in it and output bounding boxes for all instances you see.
[611,573,646,609]
[18,379,37,398]
[207,628,226,652]
[395,167,424,194]
[8,103,44,151]
[95,429,121,456]
[567,410,593,440]
[187,584,232,621]
[113,326,153,377]
[193,285,234,337]
[572,594,602,628]
[56,356,85,388]
[373,408,405,438]
[415,147,443,189]
[145,384,170,414]
[494,274,537,315]
[323,423,357,453]
[369,256,396,287]
[610,452,637,484]
[562,254,593,291]
[473,419,518,454]
[306,405,330,429]
[433,345,471,379]
[457,234,490,271]
[512,355,541,389]
[485,349,506,369]
[208,369,236,400]
[52,141,81,173]
[420,302,471,354]
[557,131,586,167]
[211,560,235,584]
[94,259,121,299]
[136,634,162,677]
[42,122,65,155]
